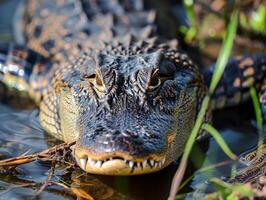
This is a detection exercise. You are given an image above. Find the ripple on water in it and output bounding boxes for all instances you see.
[0,103,69,199]
[0,104,47,156]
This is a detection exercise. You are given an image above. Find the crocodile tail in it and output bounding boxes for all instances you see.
[202,54,266,109]
[0,42,55,104]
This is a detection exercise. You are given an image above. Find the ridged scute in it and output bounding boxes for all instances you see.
[24,0,156,62]
[20,0,210,175]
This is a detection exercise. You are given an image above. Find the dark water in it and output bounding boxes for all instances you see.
[0,0,262,199]
[0,105,65,199]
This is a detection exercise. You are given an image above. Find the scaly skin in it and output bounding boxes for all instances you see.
[0,0,210,175]
[230,142,266,183]
[39,37,210,175]
[0,0,266,176]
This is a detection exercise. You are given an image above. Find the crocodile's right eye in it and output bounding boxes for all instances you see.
[147,69,161,91]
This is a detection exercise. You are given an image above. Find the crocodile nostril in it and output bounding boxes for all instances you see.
[122,130,139,138]
[112,130,120,135]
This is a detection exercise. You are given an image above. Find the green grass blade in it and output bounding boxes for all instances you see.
[202,123,237,160]
[168,8,239,200]
[209,10,238,94]
[182,97,210,160]
[182,6,238,178]
[182,0,197,42]
[249,87,264,155]
[177,160,235,194]
[209,178,253,198]
[249,87,263,134]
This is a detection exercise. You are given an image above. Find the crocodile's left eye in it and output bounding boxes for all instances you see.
[147,60,176,92]
[86,72,105,94]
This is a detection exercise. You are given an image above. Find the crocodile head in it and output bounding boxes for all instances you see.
[42,39,206,175]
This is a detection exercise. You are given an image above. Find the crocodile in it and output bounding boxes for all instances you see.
[0,0,266,176]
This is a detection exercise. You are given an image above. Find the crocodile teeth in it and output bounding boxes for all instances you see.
[162,157,166,165]
[129,161,134,169]
[80,158,88,170]
[88,158,96,166]
[137,162,141,168]
[142,160,147,168]
[79,157,166,170]
[95,160,103,168]
[149,160,155,167]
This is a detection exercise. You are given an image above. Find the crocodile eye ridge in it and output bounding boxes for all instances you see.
[86,72,105,93]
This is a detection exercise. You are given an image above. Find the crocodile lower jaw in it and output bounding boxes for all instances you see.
[76,156,167,175]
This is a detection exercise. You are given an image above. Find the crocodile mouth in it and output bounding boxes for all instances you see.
[75,153,167,175]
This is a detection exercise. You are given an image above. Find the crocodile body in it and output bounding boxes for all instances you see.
[0,0,266,176]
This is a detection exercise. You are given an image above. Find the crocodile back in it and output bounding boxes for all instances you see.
[24,0,156,63]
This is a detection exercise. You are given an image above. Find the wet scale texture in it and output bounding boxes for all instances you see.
[3,0,265,198]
